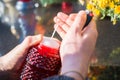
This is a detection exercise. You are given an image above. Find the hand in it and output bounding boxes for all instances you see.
[54,12,76,39]
[54,11,98,80]
[0,34,43,80]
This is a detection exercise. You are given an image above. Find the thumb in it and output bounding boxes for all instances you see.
[14,34,43,56]
[21,34,43,49]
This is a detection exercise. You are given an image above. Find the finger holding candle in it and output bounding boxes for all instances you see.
[54,24,66,39]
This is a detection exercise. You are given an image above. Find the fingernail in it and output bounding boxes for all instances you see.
[34,34,43,41]
[54,17,57,22]
[54,17,60,23]
[32,34,43,45]
[56,18,60,22]
[57,12,66,20]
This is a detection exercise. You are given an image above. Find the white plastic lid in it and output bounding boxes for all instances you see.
[41,37,59,49]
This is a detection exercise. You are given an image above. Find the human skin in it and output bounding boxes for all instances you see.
[54,11,98,80]
[0,10,98,80]
[0,34,43,79]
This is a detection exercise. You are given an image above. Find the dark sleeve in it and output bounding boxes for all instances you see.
[44,75,75,80]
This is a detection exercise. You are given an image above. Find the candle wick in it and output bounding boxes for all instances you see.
[51,25,58,38]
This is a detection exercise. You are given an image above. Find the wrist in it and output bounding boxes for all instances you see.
[61,71,85,80]
[60,54,89,79]
[0,57,18,80]
[61,64,88,80]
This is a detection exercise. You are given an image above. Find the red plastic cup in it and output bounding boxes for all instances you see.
[20,37,61,80]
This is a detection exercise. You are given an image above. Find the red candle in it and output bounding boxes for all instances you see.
[20,37,61,80]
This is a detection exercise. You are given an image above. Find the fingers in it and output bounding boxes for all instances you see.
[57,12,69,22]
[21,34,43,49]
[54,24,66,39]
[54,11,87,38]
[65,14,77,26]
[55,12,77,26]
[71,11,87,32]
[66,13,77,25]
[54,16,70,32]
[54,12,77,39]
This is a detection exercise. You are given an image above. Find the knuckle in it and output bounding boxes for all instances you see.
[24,36,33,43]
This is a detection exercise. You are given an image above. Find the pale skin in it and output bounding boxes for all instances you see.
[0,34,43,79]
[0,10,98,80]
[54,11,98,80]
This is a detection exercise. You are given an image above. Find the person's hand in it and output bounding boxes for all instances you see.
[54,11,98,80]
[0,34,43,80]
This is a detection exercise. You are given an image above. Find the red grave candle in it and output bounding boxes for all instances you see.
[20,37,61,80]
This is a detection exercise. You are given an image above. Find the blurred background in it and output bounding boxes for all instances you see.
[0,0,120,80]
[0,0,85,56]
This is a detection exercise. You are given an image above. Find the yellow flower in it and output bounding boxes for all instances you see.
[114,5,120,14]
[86,0,120,24]
[98,0,109,9]
[91,0,98,4]
[87,3,94,10]
[114,0,120,3]
[87,3,100,16]
[93,8,100,16]
[109,1,115,8]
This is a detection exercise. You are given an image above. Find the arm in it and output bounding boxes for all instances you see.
[54,11,98,80]
[0,34,43,80]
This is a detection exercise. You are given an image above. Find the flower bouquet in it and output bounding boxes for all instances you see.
[87,0,120,24]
